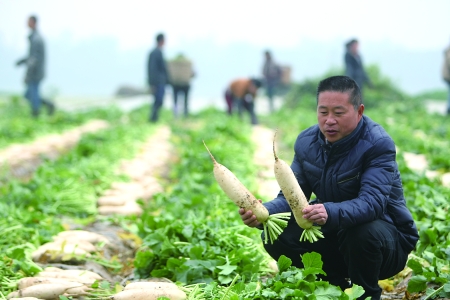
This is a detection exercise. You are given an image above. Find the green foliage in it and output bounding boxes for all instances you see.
[134,109,270,285]
[1,64,450,298]
[190,253,365,299]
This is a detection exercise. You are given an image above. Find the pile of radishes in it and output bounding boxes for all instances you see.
[110,281,187,300]
[32,230,110,263]
[7,267,103,299]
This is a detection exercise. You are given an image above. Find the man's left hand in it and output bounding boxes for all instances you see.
[302,204,328,225]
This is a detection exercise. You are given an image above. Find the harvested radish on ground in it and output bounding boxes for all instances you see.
[124,281,179,290]
[18,276,89,290]
[273,133,324,243]
[8,282,83,300]
[110,288,187,300]
[203,141,291,244]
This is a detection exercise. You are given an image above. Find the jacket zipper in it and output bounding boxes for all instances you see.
[337,172,360,184]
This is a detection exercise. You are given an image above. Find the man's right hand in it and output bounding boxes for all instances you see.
[239,208,261,228]
[15,59,26,66]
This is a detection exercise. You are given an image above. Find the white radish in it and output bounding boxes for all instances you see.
[55,230,110,244]
[16,283,83,299]
[203,141,291,244]
[9,297,41,300]
[64,284,93,295]
[124,281,179,290]
[6,291,19,299]
[32,243,91,262]
[273,132,324,243]
[18,276,90,290]
[43,267,64,272]
[50,238,98,252]
[53,269,103,280]
[110,288,187,300]
[98,201,143,216]
[36,270,101,282]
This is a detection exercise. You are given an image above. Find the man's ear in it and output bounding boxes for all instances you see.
[358,104,365,118]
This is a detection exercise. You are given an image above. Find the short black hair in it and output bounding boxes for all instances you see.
[29,15,37,23]
[346,38,358,49]
[156,33,164,43]
[316,76,362,110]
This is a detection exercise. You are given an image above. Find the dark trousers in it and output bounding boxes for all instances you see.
[224,89,234,115]
[150,84,166,122]
[172,85,190,117]
[263,217,409,300]
[236,94,258,125]
[25,81,55,117]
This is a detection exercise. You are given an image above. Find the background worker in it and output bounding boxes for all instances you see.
[167,53,195,118]
[225,78,262,125]
[344,39,373,92]
[16,15,55,117]
[147,33,169,122]
[262,50,282,113]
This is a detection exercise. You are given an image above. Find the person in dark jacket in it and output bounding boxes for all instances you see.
[344,39,373,91]
[262,50,282,113]
[239,75,419,300]
[147,33,169,122]
[16,15,55,117]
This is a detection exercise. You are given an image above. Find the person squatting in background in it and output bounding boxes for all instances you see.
[441,39,450,115]
[147,33,169,122]
[224,78,262,125]
[262,50,282,113]
[16,15,55,117]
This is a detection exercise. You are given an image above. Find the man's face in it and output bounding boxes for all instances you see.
[317,91,364,143]
[27,18,35,29]
[350,42,359,54]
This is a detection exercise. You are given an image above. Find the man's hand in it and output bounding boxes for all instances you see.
[239,208,261,228]
[15,58,26,66]
[302,204,328,225]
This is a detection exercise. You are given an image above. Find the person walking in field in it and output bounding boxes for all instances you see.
[147,33,169,122]
[225,78,262,125]
[16,15,55,117]
[344,39,373,92]
[262,50,282,113]
[239,76,419,300]
[167,53,195,118]
[441,40,450,115]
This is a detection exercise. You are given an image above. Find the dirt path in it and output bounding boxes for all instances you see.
[96,125,173,216]
[251,125,280,200]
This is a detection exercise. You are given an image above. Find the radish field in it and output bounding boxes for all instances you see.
[1,70,450,300]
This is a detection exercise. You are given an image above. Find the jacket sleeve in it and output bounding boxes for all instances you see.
[344,53,357,78]
[322,136,396,230]
[147,52,154,85]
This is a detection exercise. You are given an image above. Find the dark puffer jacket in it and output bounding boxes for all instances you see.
[264,115,419,252]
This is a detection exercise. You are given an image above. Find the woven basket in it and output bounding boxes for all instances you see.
[280,66,291,86]
[168,60,193,85]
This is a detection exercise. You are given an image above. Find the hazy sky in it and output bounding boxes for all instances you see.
[1,0,450,98]
[1,0,449,52]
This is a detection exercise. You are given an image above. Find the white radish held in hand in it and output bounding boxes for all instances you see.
[273,131,324,243]
[203,141,290,244]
